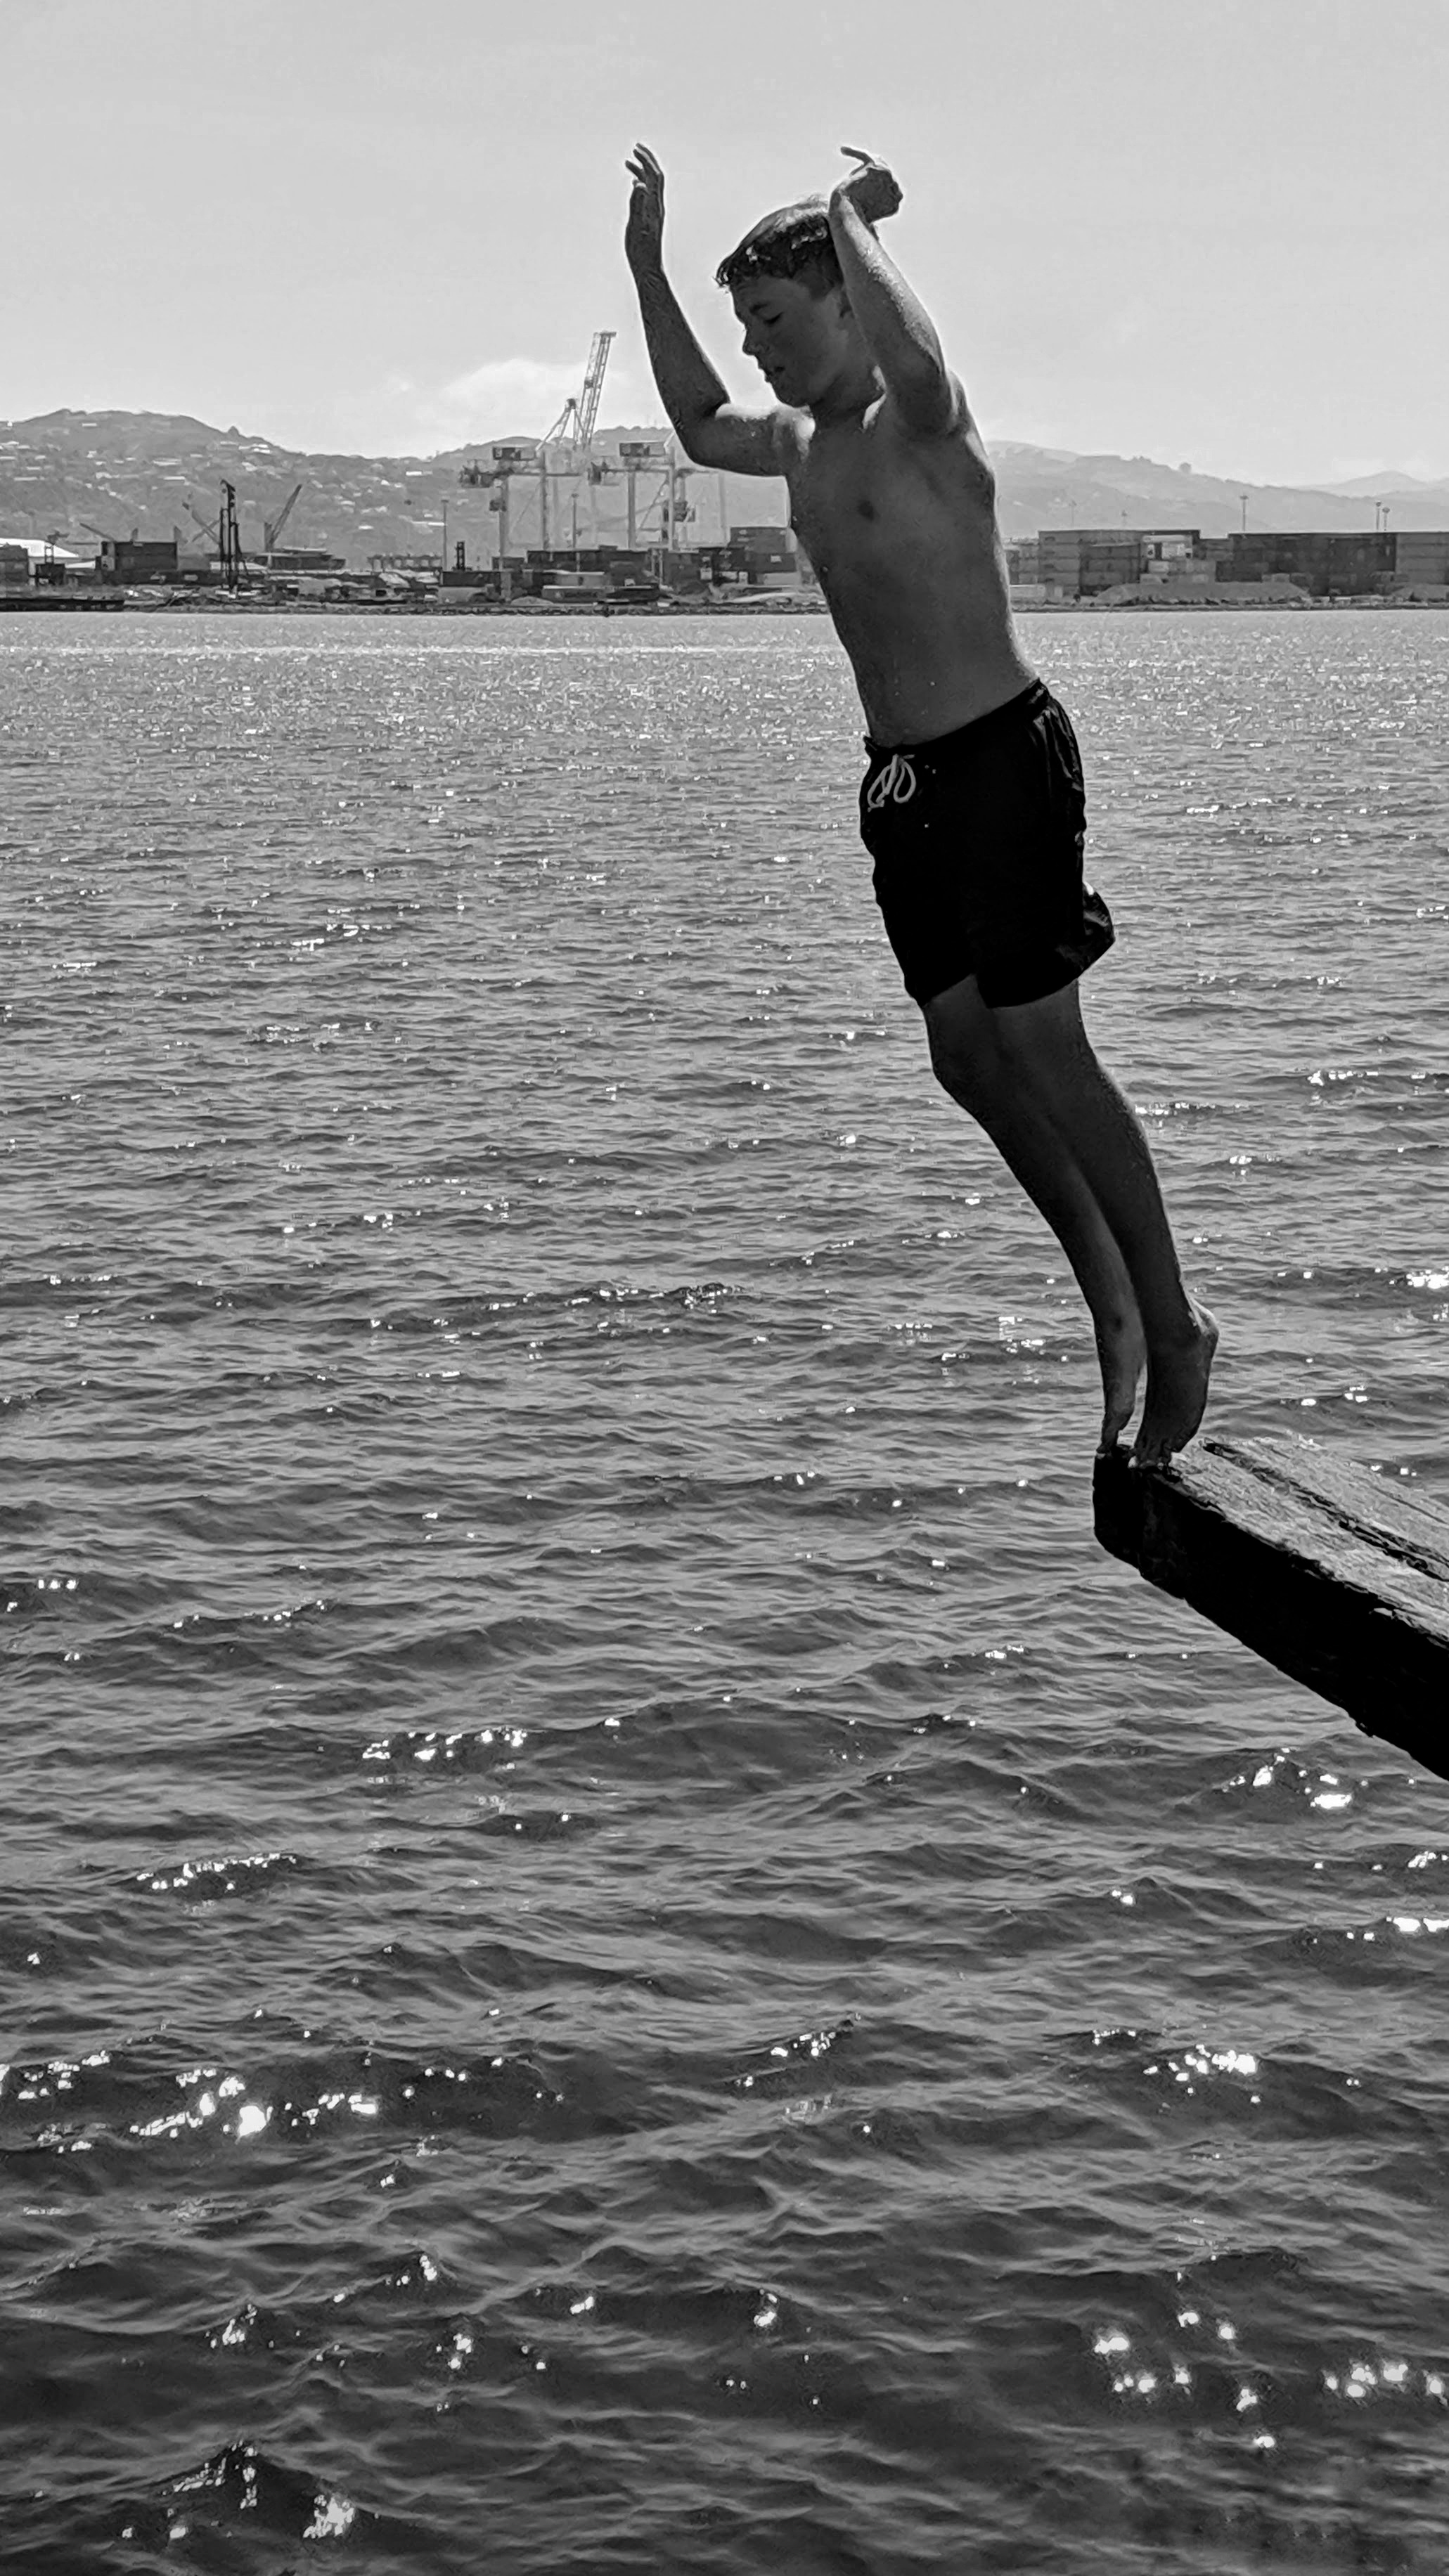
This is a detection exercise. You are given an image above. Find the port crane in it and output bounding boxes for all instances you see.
[459,330,618,564]
[460,433,694,566]
[602,439,696,551]
[184,497,221,550]
[188,485,301,561]
[183,488,247,588]
[541,330,615,450]
[458,442,533,561]
[263,482,303,554]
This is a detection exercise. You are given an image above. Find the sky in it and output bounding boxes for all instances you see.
[4,0,1447,485]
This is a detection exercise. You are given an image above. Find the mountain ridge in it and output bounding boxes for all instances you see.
[4,408,1445,561]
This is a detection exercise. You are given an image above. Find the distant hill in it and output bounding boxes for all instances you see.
[0,410,774,562]
[2,408,1446,563]
[1322,469,1449,502]
[985,443,1449,539]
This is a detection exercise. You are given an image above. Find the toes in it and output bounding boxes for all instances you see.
[1130,1426,1172,1470]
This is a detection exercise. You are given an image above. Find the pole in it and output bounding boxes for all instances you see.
[221,480,241,592]
[626,467,637,551]
[539,451,549,555]
[1239,493,1249,536]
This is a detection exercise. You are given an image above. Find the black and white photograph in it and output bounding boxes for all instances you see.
[3,1,1448,2566]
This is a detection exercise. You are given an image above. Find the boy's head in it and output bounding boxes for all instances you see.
[714,195,842,299]
[716,196,863,410]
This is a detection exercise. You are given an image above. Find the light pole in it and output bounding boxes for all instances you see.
[1239,493,1249,536]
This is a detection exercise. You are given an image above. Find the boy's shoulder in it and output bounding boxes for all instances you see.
[787,378,996,493]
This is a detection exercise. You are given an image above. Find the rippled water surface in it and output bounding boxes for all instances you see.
[4,609,1449,2572]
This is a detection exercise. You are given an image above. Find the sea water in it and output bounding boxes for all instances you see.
[3,609,1448,2572]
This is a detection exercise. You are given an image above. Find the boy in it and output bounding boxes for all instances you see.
[624,141,1216,1464]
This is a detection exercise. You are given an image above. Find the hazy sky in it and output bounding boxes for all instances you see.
[4,0,1445,482]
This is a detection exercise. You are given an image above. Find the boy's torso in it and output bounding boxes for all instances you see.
[780,394,1033,748]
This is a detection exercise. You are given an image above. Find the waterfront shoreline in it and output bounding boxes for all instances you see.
[3,589,1446,619]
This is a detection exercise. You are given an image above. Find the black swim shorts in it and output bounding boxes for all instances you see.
[858,678,1115,1009]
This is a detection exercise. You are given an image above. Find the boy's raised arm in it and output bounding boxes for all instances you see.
[826,148,960,439]
[624,144,787,476]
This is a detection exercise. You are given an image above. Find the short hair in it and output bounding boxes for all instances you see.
[715,198,843,297]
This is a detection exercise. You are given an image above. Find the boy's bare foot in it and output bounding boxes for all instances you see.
[1095,1309,1147,1456]
[1132,1302,1219,1469]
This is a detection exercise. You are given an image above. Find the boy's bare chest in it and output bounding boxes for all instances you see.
[787,431,896,573]
[785,420,960,585]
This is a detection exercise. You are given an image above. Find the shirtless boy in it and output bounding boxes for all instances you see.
[624,142,1216,1464]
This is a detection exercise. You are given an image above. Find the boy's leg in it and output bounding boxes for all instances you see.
[926,973,1217,1463]
[925,999,1147,1451]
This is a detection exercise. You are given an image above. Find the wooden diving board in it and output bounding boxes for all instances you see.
[1093,1435,1449,1777]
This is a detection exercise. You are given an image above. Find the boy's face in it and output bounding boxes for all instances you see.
[730,274,854,408]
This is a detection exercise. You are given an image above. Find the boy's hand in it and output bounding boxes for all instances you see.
[832,146,902,226]
[625,143,666,273]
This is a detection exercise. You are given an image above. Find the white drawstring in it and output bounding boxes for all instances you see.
[865,750,918,810]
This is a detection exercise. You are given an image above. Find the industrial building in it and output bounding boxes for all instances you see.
[267,546,345,576]
[0,534,84,588]
[727,524,811,590]
[1389,531,1449,590]
[98,537,178,583]
[1204,529,1449,595]
[439,524,813,604]
[1028,528,1200,596]
[1010,527,1449,600]
[491,545,660,603]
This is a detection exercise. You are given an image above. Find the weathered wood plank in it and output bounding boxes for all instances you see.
[1093,1435,1449,1775]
